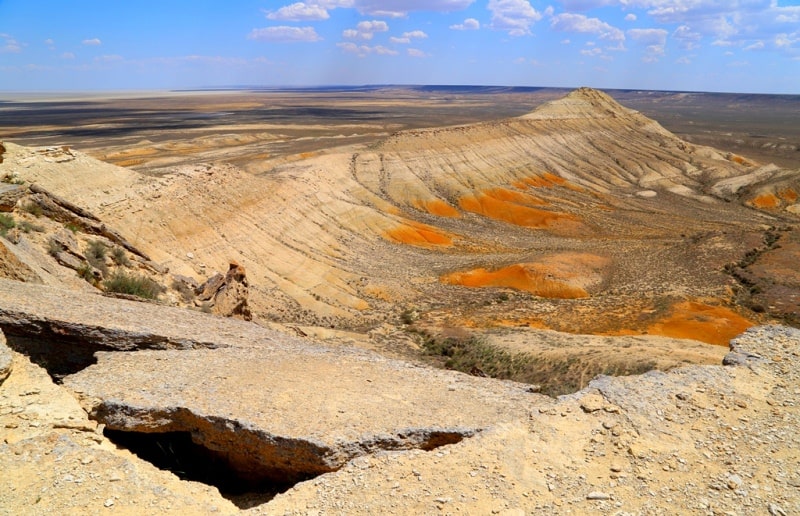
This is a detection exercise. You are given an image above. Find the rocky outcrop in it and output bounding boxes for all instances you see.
[196,261,252,321]
[2,269,800,513]
[0,331,11,385]
[0,184,24,212]
[0,238,41,283]
[0,278,253,351]
[0,332,238,514]
[64,343,537,483]
[26,184,151,261]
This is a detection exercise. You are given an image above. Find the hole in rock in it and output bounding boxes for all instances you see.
[103,429,311,509]
[3,334,100,383]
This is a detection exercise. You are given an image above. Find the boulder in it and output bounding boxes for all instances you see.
[0,184,25,212]
[196,261,252,321]
[0,330,11,385]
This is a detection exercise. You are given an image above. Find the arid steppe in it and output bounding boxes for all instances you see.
[1,86,799,513]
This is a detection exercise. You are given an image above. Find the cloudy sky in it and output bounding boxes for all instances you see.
[1,0,798,93]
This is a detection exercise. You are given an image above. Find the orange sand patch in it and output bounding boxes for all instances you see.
[514,173,584,193]
[441,264,588,299]
[384,221,453,247]
[484,188,549,206]
[458,194,579,228]
[112,158,145,167]
[730,154,752,166]
[751,193,780,208]
[779,188,798,203]
[645,301,753,346]
[414,199,461,218]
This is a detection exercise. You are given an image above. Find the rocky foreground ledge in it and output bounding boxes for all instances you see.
[1,277,799,514]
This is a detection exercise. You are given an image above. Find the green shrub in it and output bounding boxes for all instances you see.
[0,214,15,237]
[18,220,44,233]
[85,240,108,275]
[47,238,61,257]
[65,222,81,233]
[111,246,130,266]
[103,271,164,300]
[21,202,43,217]
[420,332,658,397]
[76,263,96,283]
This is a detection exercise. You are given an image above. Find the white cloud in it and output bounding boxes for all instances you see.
[550,13,625,43]
[94,54,123,63]
[744,40,765,51]
[450,18,480,30]
[248,26,322,42]
[82,38,102,46]
[673,25,701,50]
[407,48,430,57]
[675,55,692,64]
[390,30,427,44]
[343,20,389,40]
[404,30,428,39]
[61,52,75,59]
[560,0,800,52]
[354,0,474,16]
[266,2,330,21]
[374,45,398,55]
[581,47,603,56]
[775,32,799,48]
[337,41,398,56]
[488,0,542,36]
[627,28,668,62]
[625,13,636,22]
[0,34,21,53]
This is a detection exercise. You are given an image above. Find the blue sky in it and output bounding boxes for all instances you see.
[1,0,798,93]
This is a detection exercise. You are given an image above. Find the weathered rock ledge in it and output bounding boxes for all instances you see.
[0,277,272,351]
[2,273,799,514]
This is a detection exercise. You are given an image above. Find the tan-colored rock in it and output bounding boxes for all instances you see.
[212,261,252,321]
[0,238,40,283]
[0,184,25,212]
[0,333,238,515]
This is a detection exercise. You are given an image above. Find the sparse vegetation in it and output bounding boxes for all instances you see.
[0,214,15,237]
[76,263,96,283]
[111,246,130,266]
[103,271,164,300]
[47,238,61,257]
[171,278,196,303]
[420,332,658,397]
[65,222,81,233]
[21,202,43,217]
[18,220,44,233]
[1,174,24,185]
[85,240,109,276]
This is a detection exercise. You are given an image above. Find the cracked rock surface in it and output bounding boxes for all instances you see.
[63,344,542,482]
[260,325,800,515]
[0,335,238,515]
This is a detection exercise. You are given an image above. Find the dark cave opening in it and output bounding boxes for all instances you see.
[103,428,311,509]
[3,334,99,382]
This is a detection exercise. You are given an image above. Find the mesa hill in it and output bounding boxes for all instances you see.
[0,88,799,513]
[1,88,798,346]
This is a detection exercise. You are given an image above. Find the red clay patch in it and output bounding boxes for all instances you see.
[458,193,579,229]
[751,193,780,209]
[384,221,453,247]
[414,199,461,218]
[779,188,798,203]
[644,301,754,346]
[441,264,589,299]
